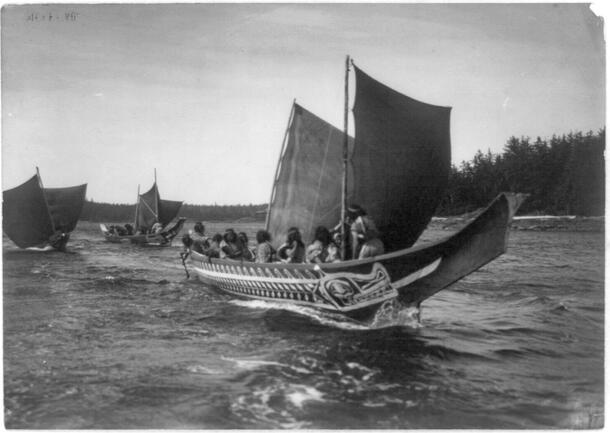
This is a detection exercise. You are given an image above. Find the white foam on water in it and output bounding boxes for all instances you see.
[221,356,286,370]
[363,401,386,407]
[345,362,379,381]
[289,365,313,374]
[222,355,316,377]
[232,383,314,429]
[346,361,372,371]
[185,364,221,375]
[285,384,325,409]
[514,215,576,220]
[369,300,422,329]
[230,298,424,330]
[229,299,370,330]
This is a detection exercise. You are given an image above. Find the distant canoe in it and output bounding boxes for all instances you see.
[100,173,184,246]
[3,169,87,251]
[100,217,186,246]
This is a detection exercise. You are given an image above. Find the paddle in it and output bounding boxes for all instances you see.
[180,251,190,279]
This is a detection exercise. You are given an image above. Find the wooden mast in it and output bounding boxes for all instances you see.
[265,99,297,232]
[36,166,57,232]
[154,168,159,220]
[134,184,141,229]
[341,55,350,260]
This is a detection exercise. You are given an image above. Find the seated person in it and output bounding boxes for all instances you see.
[255,230,275,263]
[220,229,243,260]
[358,236,384,259]
[327,232,342,263]
[203,233,223,258]
[306,226,332,264]
[124,224,134,236]
[237,232,255,261]
[332,220,352,260]
[189,222,210,254]
[181,233,193,250]
[49,229,69,252]
[115,225,127,236]
[277,227,305,263]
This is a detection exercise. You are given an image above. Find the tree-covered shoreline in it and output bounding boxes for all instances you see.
[80,202,268,223]
[81,129,605,222]
[437,129,605,217]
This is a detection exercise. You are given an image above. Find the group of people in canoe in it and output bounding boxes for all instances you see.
[182,204,384,264]
[107,222,166,237]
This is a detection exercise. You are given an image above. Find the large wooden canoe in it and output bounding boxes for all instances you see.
[185,59,525,321]
[188,193,524,321]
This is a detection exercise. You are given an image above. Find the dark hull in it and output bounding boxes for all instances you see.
[188,193,525,321]
[101,218,186,246]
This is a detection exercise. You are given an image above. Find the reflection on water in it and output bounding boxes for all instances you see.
[3,222,604,428]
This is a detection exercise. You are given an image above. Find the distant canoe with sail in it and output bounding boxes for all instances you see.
[100,173,185,246]
[3,168,87,252]
[185,58,525,321]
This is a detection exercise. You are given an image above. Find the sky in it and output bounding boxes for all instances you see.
[1,3,605,205]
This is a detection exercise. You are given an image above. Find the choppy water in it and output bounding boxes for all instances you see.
[3,221,604,428]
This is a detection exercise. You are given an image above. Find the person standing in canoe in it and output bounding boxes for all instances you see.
[346,204,384,259]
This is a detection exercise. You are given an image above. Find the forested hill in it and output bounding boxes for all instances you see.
[436,129,605,216]
[81,129,604,222]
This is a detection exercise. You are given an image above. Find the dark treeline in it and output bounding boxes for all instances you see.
[81,201,267,223]
[437,129,605,216]
[81,202,135,222]
[180,203,267,221]
[81,129,604,221]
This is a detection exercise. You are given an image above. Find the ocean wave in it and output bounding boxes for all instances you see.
[422,343,492,361]
[488,326,539,336]
[493,346,560,359]
[87,274,173,292]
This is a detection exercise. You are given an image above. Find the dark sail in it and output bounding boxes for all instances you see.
[352,66,451,251]
[3,175,86,248]
[158,199,183,227]
[3,175,55,248]
[136,183,160,231]
[45,184,88,233]
[136,183,182,230]
[267,103,354,247]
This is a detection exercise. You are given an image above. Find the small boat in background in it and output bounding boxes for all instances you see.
[3,168,87,252]
[185,57,525,321]
[100,171,185,246]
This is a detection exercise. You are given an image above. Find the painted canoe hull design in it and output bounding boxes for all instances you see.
[190,258,399,317]
[101,217,186,246]
[188,193,526,321]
